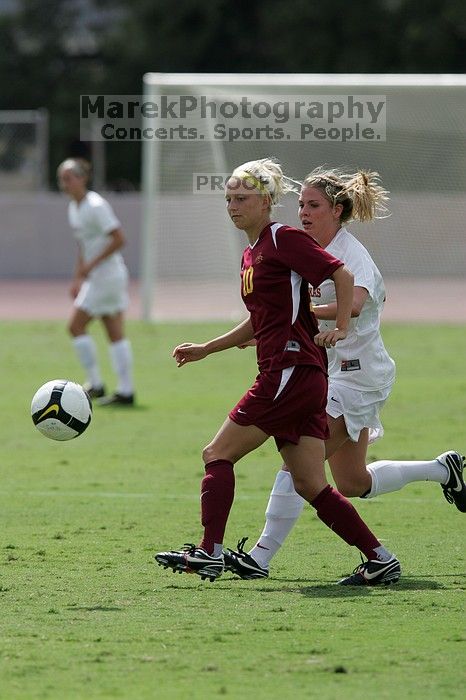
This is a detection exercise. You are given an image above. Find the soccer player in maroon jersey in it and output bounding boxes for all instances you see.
[155,158,401,585]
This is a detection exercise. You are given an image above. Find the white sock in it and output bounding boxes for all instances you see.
[248,469,305,569]
[365,458,449,498]
[213,543,223,558]
[109,339,134,395]
[72,335,102,387]
[373,545,394,562]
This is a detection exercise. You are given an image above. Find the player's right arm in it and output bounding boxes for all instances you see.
[314,264,353,348]
[78,227,125,278]
[173,317,254,367]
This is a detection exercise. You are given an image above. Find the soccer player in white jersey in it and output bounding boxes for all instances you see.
[57,158,135,405]
[224,166,465,584]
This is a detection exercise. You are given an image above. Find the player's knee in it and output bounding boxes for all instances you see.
[334,476,365,498]
[68,320,80,337]
[202,443,218,464]
[202,442,239,465]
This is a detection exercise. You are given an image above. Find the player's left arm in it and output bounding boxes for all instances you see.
[314,265,354,348]
[78,227,125,278]
[312,286,369,320]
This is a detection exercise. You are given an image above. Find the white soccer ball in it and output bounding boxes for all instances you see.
[31,379,92,441]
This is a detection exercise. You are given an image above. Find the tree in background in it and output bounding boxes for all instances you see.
[0,0,464,188]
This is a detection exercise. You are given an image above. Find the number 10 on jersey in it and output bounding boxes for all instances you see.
[242,266,254,296]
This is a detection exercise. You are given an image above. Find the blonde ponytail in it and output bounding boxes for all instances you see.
[303,166,390,223]
[341,170,390,222]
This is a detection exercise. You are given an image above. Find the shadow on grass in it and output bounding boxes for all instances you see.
[66,605,123,611]
[296,576,447,598]
[94,403,150,412]
[163,574,451,597]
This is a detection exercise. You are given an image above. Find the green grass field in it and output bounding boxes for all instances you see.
[0,321,465,700]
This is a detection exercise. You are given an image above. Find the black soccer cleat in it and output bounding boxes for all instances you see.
[98,392,135,406]
[436,451,466,513]
[154,544,224,582]
[338,555,401,586]
[223,537,269,580]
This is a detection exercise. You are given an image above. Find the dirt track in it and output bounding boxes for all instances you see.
[0,278,465,323]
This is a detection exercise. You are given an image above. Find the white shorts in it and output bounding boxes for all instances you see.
[74,268,129,317]
[326,381,393,443]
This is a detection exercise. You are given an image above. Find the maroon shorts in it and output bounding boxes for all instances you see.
[229,365,329,451]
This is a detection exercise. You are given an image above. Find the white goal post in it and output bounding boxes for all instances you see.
[140,73,466,321]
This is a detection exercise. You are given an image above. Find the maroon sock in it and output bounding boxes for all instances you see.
[199,459,235,555]
[311,485,381,560]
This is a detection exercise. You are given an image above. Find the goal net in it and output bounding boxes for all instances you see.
[140,74,466,321]
[0,110,49,191]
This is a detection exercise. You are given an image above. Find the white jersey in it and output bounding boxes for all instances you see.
[68,191,127,279]
[311,227,396,391]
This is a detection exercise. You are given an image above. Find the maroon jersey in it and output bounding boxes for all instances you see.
[240,222,343,373]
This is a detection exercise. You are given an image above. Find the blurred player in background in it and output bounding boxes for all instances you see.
[224,166,465,582]
[156,158,402,586]
[57,158,135,406]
